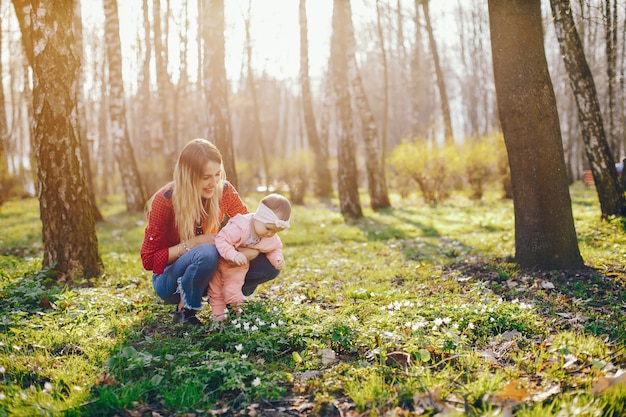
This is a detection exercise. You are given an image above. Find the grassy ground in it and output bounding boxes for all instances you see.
[0,183,624,416]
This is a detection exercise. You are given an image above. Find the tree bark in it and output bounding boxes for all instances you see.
[299,0,333,199]
[202,0,238,188]
[346,0,391,210]
[30,0,103,279]
[331,0,362,219]
[488,0,584,270]
[549,0,625,217]
[103,0,147,212]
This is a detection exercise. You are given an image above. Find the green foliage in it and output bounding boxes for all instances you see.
[387,133,508,203]
[0,185,624,415]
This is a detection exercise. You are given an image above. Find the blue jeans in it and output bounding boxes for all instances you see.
[152,244,279,310]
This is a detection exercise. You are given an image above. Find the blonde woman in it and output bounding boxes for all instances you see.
[140,139,279,325]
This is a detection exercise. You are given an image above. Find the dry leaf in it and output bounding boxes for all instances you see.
[494,379,529,403]
[592,370,626,395]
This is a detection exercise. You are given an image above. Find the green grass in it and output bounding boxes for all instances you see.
[0,183,625,416]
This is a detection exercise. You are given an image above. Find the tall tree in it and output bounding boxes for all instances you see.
[299,0,333,198]
[421,0,454,145]
[73,0,103,222]
[103,0,147,212]
[244,2,270,189]
[346,0,390,210]
[604,0,618,156]
[29,0,103,279]
[202,0,238,188]
[488,0,584,270]
[549,0,625,217]
[153,0,176,164]
[0,15,10,206]
[330,0,362,219]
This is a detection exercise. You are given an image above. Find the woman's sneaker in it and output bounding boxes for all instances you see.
[173,307,202,326]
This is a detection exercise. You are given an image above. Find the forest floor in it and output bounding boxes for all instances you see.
[0,183,625,416]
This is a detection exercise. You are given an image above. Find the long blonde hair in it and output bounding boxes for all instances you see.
[147,139,225,241]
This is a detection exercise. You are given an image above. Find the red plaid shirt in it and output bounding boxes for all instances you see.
[140,182,248,274]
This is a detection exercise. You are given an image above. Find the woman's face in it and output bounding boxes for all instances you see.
[199,161,222,199]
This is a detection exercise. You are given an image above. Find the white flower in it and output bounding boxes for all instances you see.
[251,325,259,331]
[434,318,444,327]
[278,320,285,326]
[44,382,53,393]
[241,354,248,359]
[443,317,452,324]
[0,392,5,401]
[0,366,5,374]
[270,323,277,329]
[467,322,475,329]
[252,377,261,387]
[235,344,243,351]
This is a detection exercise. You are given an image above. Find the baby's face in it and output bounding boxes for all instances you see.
[253,219,285,238]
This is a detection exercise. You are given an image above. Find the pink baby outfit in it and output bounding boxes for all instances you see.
[209,213,284,316]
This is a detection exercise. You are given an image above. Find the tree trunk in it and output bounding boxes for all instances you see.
[346,0,391,210]
[376,0,389,174]
[421,0,454,145]
[202,0,238,188]
[299,0,333,199]
[331,0,362,219]
[604,0,618,156]
[244,3,270,189]
[74,0,103,222]
[549,0,625,217]
[0,18,9,206]
[103,0,147,212]
[153,0,176,165]
[30,0,103,279]
[488,0,584,270]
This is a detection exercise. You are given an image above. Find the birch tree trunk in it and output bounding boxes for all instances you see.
[488,0,584,270]
[346,0,390,210]
[331,0,362,219]
[30,0,103,279]
[299,0,333,198]
[202,0,238,188]
[103,0,147,212]
[550,0,625,217]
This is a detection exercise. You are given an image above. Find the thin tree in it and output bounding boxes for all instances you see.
[0,16,10,206]
[299,0,333,198]
[549,0,624,217]
[488,0,584,270]
[74,0,103,222]
[420,0,454,145]
[346,0,390,210]
[244,2,270,189]
[153,0,176,164]
[604,0,618,156]
[202,0,238,188]
[375,0,389,170]
[330,0,362,219]
[103,0,147,212]
[29,0,103,279]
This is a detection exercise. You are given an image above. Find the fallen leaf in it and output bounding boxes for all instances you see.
[494,379,529,403]
[592,370,626,395]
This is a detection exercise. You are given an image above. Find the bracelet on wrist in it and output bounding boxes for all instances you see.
[182,240,191,252]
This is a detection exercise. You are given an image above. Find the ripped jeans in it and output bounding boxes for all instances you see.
[152,243,280,310]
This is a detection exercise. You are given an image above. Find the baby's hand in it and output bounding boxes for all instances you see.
[233,252,248,266]
[274,259,285,270]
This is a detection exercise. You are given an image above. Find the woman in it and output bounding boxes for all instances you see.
[140,138,279,325]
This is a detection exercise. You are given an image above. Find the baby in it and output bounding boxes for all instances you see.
[208,193,291,321]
